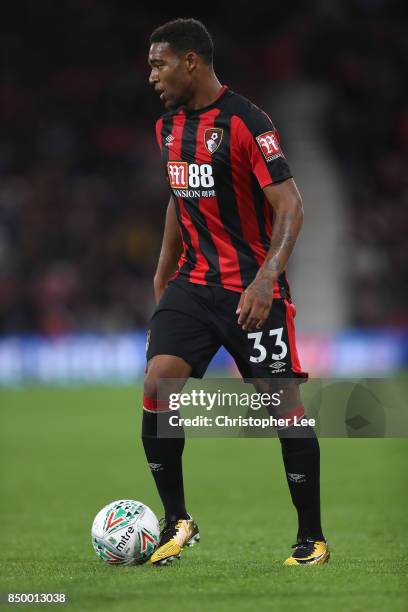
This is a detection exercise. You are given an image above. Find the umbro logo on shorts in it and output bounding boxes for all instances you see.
[269,361,285,370]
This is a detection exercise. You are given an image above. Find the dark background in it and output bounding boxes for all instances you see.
[1,0,406,335]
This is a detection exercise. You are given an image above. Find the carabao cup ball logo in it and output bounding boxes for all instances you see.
[103,500,143,535]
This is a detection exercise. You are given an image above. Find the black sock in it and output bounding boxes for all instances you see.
[142,410,188,522]
[278,426,324,542]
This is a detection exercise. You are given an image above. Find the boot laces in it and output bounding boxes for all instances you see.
[291,539,316,555]
[159,518,184,545]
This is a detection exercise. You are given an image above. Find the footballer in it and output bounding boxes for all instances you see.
[143,18,329,567]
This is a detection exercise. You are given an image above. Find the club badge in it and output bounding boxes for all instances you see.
[204,128,223,154]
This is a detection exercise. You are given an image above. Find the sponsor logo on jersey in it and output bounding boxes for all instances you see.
[204,128,223,154]
[167,161,216,197]
[172,188,216,198]
[256,130,283,162]
[167,162,188,188]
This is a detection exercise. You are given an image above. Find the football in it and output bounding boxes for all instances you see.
[91,499,160,565]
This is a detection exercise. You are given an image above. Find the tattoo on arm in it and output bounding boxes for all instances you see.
[263,209,301,277]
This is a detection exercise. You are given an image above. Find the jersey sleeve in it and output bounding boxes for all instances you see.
[234,109,292,188]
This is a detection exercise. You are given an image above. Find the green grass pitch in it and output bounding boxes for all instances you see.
[1,386,407,611]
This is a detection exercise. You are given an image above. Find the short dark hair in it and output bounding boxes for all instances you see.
[150,18,214,65]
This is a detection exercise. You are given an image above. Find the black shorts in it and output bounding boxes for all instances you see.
[146,278,308,380]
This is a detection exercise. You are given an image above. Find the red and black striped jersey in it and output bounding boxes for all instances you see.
[155,85,292,298]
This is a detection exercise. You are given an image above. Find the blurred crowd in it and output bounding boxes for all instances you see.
[0,0,406,334]
[321,3,407,327]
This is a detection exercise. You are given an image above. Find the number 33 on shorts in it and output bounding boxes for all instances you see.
[241,300,307,378]
[247,327,287,364]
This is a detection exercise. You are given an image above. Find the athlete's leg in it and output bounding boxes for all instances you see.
[143,281,220,522]
[143,354,200,565]
[142,283,221,564]
[213,289,327,561]
[142,354,192,522]
[253,378,324,543]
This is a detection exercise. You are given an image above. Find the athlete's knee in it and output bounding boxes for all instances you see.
[143,371,158,400]
[144,355,191,400]
[141,395,185,446]
[143,360,169,399]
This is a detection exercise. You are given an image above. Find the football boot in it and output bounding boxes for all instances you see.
[150,516,200,566]
[284,538,330,566]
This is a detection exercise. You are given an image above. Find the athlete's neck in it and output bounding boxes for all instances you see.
[184,75,223,111]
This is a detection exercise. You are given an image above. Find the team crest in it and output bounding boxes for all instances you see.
[204,128,223,154]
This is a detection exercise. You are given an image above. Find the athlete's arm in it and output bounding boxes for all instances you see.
[237,178,303,331]
[153,196,183,304]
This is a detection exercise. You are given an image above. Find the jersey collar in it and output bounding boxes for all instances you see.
[182,85,229,116]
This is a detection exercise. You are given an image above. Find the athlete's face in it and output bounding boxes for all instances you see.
[148,42,194,110]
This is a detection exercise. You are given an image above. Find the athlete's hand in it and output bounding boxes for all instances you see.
[236,275,275,331]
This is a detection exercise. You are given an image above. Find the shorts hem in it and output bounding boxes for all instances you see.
[241,369,308,383]
[146,351,207,379]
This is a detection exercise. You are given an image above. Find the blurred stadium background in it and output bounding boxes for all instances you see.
[1,4,407,609]
[0,0,407,384]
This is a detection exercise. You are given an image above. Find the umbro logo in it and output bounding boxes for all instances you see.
[288,473,306,483]
[148,462,163,472]
[269,361,285,369]
[164,134,175,147]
